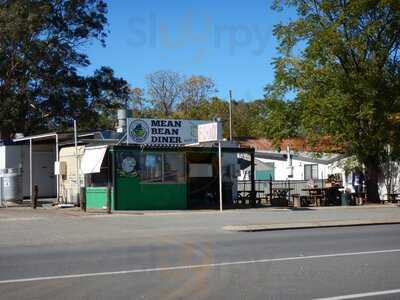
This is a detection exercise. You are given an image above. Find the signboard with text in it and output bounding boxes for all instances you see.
[198,122,222,143]
[127,118,209,145]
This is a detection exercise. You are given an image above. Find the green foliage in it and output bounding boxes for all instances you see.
[250,98,301,142]
[268,0,400,161]
[0,0,128,138]
[268,0,400,200]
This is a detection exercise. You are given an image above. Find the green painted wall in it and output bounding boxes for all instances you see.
[115,177,187,210]
[113,149,187,210]
[86,187,114,209]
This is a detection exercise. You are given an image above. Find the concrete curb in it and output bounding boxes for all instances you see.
[223,219,400,232]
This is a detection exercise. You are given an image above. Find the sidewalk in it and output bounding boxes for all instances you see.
[220,204,400,232]
[1,203,399,229]
[223,219,400,232]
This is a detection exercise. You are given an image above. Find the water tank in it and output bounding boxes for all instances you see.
[117,109,127,132]
[0,168,23,205]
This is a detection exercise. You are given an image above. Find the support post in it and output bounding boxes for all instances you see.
[29,139,33,205]
[55,134,59,203]
[106,184,111,214]
[0,177,5,208]
[32,185,38,209]
[229,90,233,141]
[74,120,80,205]
[106,148,112,214]
[218,141,223,212]
[80,187,86,212]
[269,176,273,205]
[250,150,255,207]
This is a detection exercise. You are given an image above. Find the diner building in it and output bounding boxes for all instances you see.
[53,117,256,210]
[82,144,254,210]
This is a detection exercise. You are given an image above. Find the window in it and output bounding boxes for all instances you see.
[116,151,140,177]
[304,164,318,180]
[116,151,186,184]
[189,164,213,178]
[164,153,185,183]
[140,153,162,183]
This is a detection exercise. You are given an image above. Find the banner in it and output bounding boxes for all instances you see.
[127,118,209,145]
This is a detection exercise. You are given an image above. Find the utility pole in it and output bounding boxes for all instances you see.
[74,120,80,204]
[229,90,233,141]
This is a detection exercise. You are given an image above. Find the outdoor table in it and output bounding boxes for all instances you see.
[302,188,325,206]
[302,186,344,206]
[237,190,264,205]
[271,188,294,206]
[271,188,294,192]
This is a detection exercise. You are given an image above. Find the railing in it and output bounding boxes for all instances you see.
[238,179,327,198]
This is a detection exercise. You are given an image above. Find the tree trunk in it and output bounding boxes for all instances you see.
[365,159,381,203]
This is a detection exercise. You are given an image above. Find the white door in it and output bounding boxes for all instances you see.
[32,152,56,197]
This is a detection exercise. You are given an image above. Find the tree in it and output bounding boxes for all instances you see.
[249,98,301,141]
[179,76,217,116]
[381,145,400,197]
[128,87,147,117]
[146,70,183,117]
[0,0,128,138]
[82,67,130,130]
[268,0,400,201]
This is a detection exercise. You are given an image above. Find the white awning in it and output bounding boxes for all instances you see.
[81,146,108,174]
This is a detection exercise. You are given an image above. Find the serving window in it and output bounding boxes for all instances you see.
[140,153,163,183]
[164,153,185,183]
[116,150,186,184]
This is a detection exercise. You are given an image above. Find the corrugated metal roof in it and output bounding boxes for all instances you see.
[236,137,342,153]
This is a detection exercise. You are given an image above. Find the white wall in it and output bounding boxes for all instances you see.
[5,145,23,169]
[0,146,5,169]
[0,144,58,198]
[254,157,332,181]
[21,145,56,198]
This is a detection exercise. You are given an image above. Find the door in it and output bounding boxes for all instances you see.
[32,152,56,197]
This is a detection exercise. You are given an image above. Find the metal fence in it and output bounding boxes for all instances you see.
[238,179,326,199]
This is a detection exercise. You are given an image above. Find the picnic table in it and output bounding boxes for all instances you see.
[237,190,265,205]
[302,188,325,206]
[270,187,294,206]
[302,186,344,206]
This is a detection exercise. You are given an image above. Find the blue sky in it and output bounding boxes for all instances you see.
[82,0,296,101]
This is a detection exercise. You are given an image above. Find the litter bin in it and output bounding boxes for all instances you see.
[341,191,351,206]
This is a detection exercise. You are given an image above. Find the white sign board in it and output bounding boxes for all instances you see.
[127,118,209,145]
[198,122,222,143]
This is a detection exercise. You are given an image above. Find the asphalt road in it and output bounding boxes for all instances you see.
[1,209,400,299]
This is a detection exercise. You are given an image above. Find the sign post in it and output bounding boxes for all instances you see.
[218,139,223,212]
[198,122,223,212]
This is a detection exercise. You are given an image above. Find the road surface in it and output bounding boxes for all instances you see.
[0,208,400,299]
